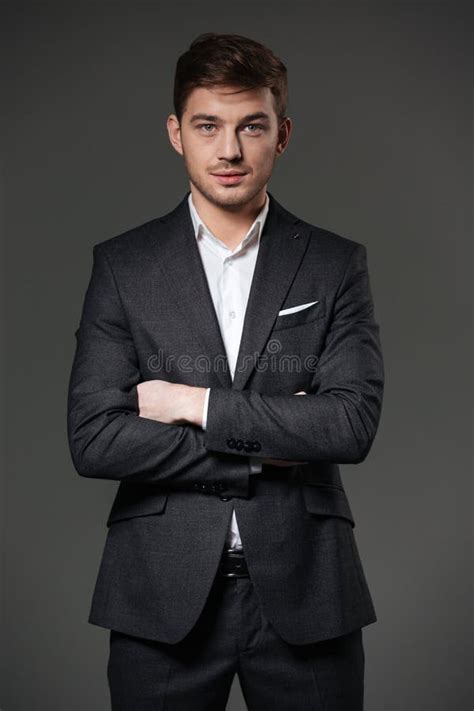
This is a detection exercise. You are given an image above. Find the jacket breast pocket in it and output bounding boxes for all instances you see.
[272,299,325,332]
[301,482,355,528]
[106,483,169,526]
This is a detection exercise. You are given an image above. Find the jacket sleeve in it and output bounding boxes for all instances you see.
[203,243,384,464]
[66,243,251,496]
[203,388,264,473]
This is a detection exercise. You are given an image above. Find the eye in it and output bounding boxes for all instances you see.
[244,124,264,133]
[197,123,216,133]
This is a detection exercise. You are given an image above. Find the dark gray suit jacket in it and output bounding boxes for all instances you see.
[67,190,384,645]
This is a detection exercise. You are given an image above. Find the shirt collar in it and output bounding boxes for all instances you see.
[187,190,270,251]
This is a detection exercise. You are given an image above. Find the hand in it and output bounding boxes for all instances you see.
[137,380,207,427]
[262,390,308,466]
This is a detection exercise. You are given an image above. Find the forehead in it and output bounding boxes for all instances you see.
[183,85,275,119]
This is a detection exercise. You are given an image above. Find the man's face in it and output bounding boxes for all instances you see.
[167,85,291,209]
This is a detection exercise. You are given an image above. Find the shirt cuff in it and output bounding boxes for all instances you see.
[248,456,263,474]
[201,387,211,430]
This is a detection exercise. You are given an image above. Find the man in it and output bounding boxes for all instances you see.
[67,32,384,711]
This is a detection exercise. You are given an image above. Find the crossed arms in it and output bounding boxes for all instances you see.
[67,240,384,492]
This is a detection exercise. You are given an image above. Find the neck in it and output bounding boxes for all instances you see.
[190,186,267,250]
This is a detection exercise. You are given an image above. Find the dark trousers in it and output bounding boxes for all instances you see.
[107,570,365,710]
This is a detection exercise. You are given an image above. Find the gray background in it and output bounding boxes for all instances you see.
[1,1,472,709]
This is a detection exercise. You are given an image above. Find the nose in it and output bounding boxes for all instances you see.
[216,128,243,163]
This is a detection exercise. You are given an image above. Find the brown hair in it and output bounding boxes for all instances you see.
[173,33,288,124]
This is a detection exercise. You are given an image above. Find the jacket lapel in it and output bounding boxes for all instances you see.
[231,195,311,391]
[146,191,311,391]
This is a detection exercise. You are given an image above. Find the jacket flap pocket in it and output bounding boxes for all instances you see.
[106,483,169,526]
[301,483,355,527]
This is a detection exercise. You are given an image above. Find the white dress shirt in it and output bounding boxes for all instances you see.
[188,190,270,550]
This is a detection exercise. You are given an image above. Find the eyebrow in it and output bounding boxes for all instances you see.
[189,112,272,124]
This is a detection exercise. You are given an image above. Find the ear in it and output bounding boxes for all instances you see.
[276,116,293,156]
[166,114,184,156]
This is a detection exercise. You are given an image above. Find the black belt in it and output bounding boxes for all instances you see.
[218,547,249,578]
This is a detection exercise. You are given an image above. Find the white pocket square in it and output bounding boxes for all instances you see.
[278,300,319,316]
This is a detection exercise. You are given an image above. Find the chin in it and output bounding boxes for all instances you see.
[211,184,261,207]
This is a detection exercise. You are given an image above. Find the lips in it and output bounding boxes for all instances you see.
[211,172,246,176]
[211,172,247,185]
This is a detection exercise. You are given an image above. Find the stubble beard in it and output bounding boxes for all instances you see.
[184,156,274,212]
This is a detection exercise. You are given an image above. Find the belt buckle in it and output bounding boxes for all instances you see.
[219,547,249,578]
